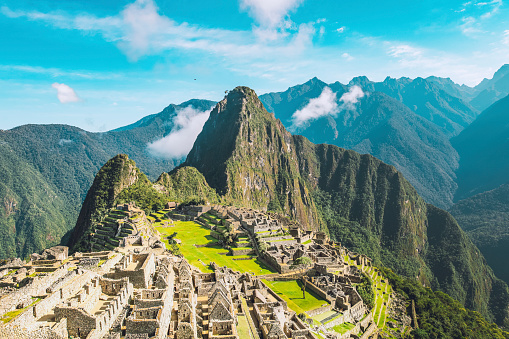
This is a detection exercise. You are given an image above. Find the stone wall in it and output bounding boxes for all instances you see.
[303,278,333,303]
[306,305,332,317]
[360,322,377,339]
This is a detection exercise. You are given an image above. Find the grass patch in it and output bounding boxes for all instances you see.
[262,280,329,313]
[332,322,355,334]
[237,315,252,338]
[157,221,274,275]
[312,310,336,322]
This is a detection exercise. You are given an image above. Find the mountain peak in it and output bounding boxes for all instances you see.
[348,75,372,87]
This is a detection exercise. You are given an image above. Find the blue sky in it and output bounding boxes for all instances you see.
[1,0,508,131]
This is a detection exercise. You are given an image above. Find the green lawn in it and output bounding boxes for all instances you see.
[237,315,253,338]
[312,310,337,322]
[157,221,274,275]
[262,280,329,314]
[332,322,355,334]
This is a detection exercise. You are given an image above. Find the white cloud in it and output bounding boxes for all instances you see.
[389,44,423,58]
[336,26,345,33]
[291,87,338,127]
[290,85,365,128]
[480,0,502,18]
[503,30,509,45]
[340,85,364,108]
[51,83,80,103]
[239,0,303,28]
[319,26,325,37]
[342,52,354,61]
[147,105,213,159]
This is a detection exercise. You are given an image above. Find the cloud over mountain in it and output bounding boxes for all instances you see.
[51,83,80,103]
[147,105,212,159]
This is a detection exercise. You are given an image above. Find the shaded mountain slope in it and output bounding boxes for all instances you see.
[452,94,509,200]
[348,76,478,136]
[450,183,509,285]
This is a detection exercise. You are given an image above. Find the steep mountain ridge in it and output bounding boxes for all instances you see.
[471,64,509,111]
[184,87,320,228]
[68,154,142,252]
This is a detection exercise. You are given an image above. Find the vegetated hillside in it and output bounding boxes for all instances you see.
[70,157,220,253]
[471,64,509,111]
[184,86,509,326]
[0,99,214,258]
[0,144,72,259]
[69,154,171,252]
[381,267,509,338]
[452,94,509,201]
[260,78,461,208]
[156,166,219,204]
[449,183,509,285]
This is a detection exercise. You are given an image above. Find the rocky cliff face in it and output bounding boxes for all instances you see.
[68,154,141,252]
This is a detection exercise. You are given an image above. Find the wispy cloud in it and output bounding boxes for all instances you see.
[341,52,354,61]
[0,64,121,80]
[503,30,509,45]
[340,85,364,108]
[290,85,365,128]
[239,0,304,28]
[147,105,213,159]
[456,0,503,36]
[51,83,81,103]
[1,0,317,65]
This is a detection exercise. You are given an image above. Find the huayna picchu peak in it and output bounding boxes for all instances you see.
[1,83,509,338]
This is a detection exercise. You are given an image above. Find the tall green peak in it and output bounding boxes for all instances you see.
[68,154,142,252]
[185,86,320,229]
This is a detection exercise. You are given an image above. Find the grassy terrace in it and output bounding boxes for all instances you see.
[332,322,355,334]
[262,280,329,314]
[343,254,392,330]
[1,298,41,323]
[156,220,275,275]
